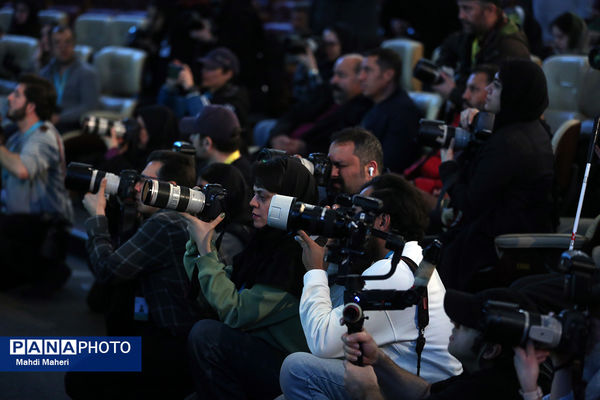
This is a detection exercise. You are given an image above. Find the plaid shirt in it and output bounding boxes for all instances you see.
[86,210,202,336]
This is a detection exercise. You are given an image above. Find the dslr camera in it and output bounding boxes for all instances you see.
[66,162,139,200]
[418,111,495,149]
[141,179,226,221]
[480,250,599,356]
[257,148,332,188]
[413,59,454,86]
[82,116,141,141]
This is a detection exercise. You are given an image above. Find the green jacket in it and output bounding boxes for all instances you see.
[183,239,309,354]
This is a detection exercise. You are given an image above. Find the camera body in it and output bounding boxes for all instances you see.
[167,63,184,80]
[66,162,139,200]
[141,180,226,221]
[418,111,495,149]
[413,59,445,85]
[82,116,141,142]
[256,148,333,188]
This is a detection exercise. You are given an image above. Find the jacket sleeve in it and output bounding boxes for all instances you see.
[183,239,299,330]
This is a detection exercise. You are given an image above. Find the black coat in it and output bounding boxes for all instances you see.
[438,119,555,291]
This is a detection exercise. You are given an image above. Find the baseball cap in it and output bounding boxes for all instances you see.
[199,47,240,76]
[179,104,241,144]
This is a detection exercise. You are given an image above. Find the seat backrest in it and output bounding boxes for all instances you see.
[74,44,93,63]
[577,62,600,118]
[38,10,68,27]
[408,91,443,120]
[110,14,147,47]
[542,55,588,111]
[93,46,146,97]
[552,119,581,192]
[74,13,113,52]
[0,8,13,33]
[0,34,39,74]
[381,38,424,92]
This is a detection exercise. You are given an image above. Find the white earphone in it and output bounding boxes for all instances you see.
[368,166,374,177]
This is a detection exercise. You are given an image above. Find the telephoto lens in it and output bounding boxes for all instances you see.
[142,180,207,214]
[65,162,121,194]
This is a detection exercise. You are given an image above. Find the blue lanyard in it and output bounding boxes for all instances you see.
[53,68,69,106]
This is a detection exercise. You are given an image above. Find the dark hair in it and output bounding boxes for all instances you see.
[551,12,586,50]
[18,74,56,121]
[200,162,250,223]
[365,47,402,85]
[360,173,429,241]
[331,127,384,171]
[205,127,242,153]
[470,64,498,84]
[146,150,196,188]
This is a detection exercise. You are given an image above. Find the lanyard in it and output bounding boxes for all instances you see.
[223,150,241,165]
[53,68,69,106]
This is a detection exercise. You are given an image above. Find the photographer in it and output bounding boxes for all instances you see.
[67,150,204,399]
[184,157,317,399]
[342,287,537,400]
[432,0,529,112]
[437,59,555,292]
[328,127,383,195]
[279,173,462,400]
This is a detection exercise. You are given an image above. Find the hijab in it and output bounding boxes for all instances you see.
[494,59,549,130]
[230,157,318,298]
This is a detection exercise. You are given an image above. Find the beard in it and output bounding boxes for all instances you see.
[7,103,27,122]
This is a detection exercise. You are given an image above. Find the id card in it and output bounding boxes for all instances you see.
[133,296,149,321]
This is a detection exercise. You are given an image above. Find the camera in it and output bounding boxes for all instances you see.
[418,111,495,149]
[172,140,197,157]
[167,63,184,80]
[413,59,445,85]
[65,162,139,200]
[82,116,141,141]
[267,193,381,239]
[141,180,226,221]
[481,301,588,355]
[256,148,332,187]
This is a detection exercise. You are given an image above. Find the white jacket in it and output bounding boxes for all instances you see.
[300,241,463,383]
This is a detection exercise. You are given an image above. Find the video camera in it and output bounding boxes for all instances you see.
[257,148,332,188]
[141,180,226,221]
[66,162,139,201]
[82,116,141,142]
[418,111,495,149]
[480,250,599,356]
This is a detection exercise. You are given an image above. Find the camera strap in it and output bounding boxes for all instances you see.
[399,255,429,377]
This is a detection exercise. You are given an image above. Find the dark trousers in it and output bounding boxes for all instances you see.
[65,325,194,400]
[188,319,287,400]
[0,213,70,291]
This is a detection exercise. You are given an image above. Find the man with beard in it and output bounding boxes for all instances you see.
[0,74,73,291]
[279,173,462,400]
[40,26,99,133]
[268,54,372,155]
[179,104,252,186]
[328,127,383,196]
[431,0,529,113]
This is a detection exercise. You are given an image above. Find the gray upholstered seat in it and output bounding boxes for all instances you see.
[381,38,424,92]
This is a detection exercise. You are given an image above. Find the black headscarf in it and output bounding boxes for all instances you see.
[230,157,318,298]
[494,59,549,130]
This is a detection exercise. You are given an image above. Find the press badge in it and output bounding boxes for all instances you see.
[133,297,149,321]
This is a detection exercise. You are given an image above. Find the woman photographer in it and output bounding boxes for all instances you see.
[437,59,556,292]
[183,156,318,399]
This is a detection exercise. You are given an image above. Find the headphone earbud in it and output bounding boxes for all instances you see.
[368,166,374,177]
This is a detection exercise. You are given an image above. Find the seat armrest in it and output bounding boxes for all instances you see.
[495,233,588,257]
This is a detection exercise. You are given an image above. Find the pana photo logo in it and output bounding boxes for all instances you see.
[0,336,141,371]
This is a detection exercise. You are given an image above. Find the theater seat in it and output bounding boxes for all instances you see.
[74,13,113,52]
[38,9,68,27]
[110,14,147,47]
[92,46,146,117]
[0,34,39,94]
[0,7,13,33]
[381,38,424,92]
[408,91,443,120]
